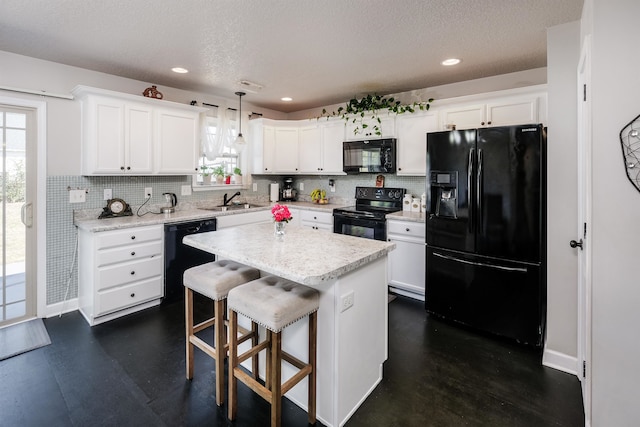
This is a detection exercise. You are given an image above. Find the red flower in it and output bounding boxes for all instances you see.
[271,204,292,223]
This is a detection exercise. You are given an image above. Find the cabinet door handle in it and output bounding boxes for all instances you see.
[481,121,485,125]
[120,166,125,171]
[126,166,131,170]
[406,228,410,232]
[130,293,136,298]
[130,271,135,275]
[131,235,136,240]
[131,251,136,256]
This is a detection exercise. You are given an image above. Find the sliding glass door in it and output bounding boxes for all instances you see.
[0,106,35,326]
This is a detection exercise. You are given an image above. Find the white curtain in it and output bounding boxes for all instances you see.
[203,107,238,160]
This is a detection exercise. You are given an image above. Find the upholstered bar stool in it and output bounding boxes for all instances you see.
[184,259,261,406]
[227,275,319,427]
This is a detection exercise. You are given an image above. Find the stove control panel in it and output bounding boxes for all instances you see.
[355,186,405,201]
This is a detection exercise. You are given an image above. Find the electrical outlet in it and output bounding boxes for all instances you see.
[144,187,152,199]
[329,179,335,192]
[253,183,258,192]
[340,291,354,313]
[69,189,86,203]
[181,185,192,196]
[103,188,112,200]
[299,182,305,191]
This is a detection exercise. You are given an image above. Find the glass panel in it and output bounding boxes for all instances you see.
[0,109,27,324]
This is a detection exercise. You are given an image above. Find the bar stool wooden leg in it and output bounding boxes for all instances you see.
[308,311,317,424]
[214,299,226,406]
[185,287,194,380]
[252,322,259,380]
[228,309,238,421]
[265,329,272,390]
[271,331,282,427]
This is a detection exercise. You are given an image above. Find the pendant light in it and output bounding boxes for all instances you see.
[233,91,246,153]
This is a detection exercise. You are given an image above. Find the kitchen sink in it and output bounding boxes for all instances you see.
[199,203,266,212]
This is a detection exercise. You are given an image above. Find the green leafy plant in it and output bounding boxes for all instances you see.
[213,165,225,177]
[233,167,242,176]
[199,165,213,177]
[318,94,434,136]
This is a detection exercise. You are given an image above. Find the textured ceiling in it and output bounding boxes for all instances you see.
[0,0,583,113]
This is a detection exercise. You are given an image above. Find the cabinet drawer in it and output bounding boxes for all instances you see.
[300,210,333,225]
[95,276,163,316]
[97,240,163,267]
[387,221,426,238]
[97,256,163,291]
[96,225,162,250]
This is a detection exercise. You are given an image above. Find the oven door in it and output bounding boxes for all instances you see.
[333,212,387,241]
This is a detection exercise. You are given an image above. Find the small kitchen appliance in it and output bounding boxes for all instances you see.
[162,192,178,213]
[333,186,405,241]
[280,176,298,201]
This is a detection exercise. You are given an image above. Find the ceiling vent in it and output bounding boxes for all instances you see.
[237,80,263,93]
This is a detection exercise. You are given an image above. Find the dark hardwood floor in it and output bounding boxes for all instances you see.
[0,295,583,427]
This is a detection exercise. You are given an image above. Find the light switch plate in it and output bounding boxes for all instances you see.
[69,189,86,203]
[103,188,112,200]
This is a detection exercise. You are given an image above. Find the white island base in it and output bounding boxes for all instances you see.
[183,223,393,427]
[273,256,387,427]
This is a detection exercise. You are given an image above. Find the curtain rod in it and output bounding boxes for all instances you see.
[0,85,74,100]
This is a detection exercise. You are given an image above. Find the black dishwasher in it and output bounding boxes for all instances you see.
[164,219,216,304]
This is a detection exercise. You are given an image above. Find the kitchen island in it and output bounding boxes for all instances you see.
[183,222,395,427]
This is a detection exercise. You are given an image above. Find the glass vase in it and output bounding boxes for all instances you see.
[274,221,286,236]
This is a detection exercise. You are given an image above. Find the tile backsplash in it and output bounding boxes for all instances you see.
[46,174,426,306]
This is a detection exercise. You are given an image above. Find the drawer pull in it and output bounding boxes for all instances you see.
[130,271,135,275]
[406,228,410,232]
[131,251,136,256]
[131,235,136,240]
[130,293,135,298]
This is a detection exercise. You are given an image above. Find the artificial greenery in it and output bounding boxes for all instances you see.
[318,94,435,136]
[233,167,242,176]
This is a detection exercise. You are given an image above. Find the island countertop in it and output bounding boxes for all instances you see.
[183,222,395,286]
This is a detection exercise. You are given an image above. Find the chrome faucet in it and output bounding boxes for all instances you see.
[223,192,241,206]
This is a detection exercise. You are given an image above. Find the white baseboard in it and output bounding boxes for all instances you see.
[44,298,79,319]
[542,347,578,376]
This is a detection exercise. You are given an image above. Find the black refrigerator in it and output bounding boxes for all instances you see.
[425,124,546,347]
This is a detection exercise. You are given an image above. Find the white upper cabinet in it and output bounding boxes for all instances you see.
[72,85,206,176]
[154,108,200,174]
[274,127,300,173]
[251,118,345,175]
[440,89,546,130]
[395,110,439,176]
[298,120,345,174]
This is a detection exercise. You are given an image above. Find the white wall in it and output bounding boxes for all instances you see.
[586,0,640,424]
[0,50,288,175]
[545,21,581,362]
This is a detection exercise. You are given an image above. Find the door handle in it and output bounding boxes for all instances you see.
[21,203,33,228]
[570,239,583,250]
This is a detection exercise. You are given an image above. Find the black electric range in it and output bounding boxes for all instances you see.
[333,186,405,241]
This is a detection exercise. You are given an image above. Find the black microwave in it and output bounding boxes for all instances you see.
[343,138,396,174]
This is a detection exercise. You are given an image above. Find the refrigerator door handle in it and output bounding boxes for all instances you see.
[467,148,474,233]
[433,251,528,273]
[476,148,483,233]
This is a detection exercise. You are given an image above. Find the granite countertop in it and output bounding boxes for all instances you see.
[73,200,343,232]
[183,222,395,286]
[74,199,422,233]
[386,210,426,223]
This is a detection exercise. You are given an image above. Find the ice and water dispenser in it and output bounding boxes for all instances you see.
[429,171,458,218]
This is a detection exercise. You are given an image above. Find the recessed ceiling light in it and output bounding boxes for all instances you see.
[281,97,293,102]
[171,67,189,73]
[441,58,461,66]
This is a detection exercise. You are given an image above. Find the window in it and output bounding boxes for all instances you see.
[196,107,242,186]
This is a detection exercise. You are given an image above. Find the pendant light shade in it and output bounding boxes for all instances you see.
[233,91,247,153]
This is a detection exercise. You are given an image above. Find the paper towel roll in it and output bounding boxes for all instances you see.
[270,183,280,202]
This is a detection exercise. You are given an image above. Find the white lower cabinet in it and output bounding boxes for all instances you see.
[387,220,426,300]
[79,224,164,325]
[299,209,333,231]
[215,209,273,229]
